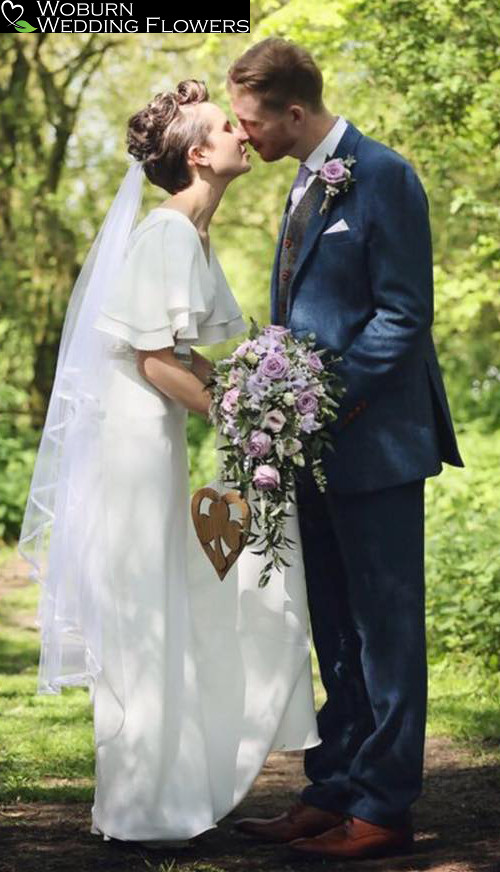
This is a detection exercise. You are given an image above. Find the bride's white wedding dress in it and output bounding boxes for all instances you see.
[89,207,320,843]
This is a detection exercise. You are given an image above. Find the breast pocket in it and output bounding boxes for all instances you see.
[320,225,363,246]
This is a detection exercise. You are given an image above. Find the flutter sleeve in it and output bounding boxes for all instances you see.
[92,214,215,351]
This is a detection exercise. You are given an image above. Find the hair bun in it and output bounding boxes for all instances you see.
[126,92,179,163]
[125,79,211,192]
[175,79,208,106]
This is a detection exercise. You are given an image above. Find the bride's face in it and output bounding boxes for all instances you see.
[189,102,252,181]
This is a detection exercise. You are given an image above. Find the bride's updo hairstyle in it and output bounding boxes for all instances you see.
[127,79,211,194]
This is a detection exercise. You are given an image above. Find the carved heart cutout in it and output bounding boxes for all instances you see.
[191,487,252,581]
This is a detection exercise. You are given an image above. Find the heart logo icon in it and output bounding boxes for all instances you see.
[191,487,252,581]
[1,0,23,24]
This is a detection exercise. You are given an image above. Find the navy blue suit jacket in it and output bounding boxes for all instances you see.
[270,120,465,493]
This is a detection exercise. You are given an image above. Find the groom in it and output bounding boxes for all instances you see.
[227,38,464,860]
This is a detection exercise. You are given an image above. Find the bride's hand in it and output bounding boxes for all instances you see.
[190,348,215,386]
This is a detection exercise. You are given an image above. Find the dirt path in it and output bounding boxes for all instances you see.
[2,739,500,872]
[1,555,500,872]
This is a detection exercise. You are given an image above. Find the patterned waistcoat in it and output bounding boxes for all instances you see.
[276,176,322,326]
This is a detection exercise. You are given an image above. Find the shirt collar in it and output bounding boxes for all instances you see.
[304,116,348,173]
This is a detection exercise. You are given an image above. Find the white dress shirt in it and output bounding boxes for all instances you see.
[289,115,348,214]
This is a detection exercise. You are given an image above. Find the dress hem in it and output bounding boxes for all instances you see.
[89,738,321,843]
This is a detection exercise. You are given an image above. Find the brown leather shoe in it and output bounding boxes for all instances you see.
[233,801,346,843]
[290,814,414,858]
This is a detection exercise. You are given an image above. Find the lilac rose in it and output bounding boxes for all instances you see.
[221,387,240,413]
[259,352,290,380]
[253,464,281,491]
[245,430,272,458]
[296,390,319,415]
[319,158,349,185]
[262,409,286,433]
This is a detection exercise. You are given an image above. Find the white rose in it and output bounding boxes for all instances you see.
[245,351,259,365]
[283,438,302,457]
[283,392,295,406]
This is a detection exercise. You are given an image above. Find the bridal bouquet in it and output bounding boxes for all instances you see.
[205,319,346,587]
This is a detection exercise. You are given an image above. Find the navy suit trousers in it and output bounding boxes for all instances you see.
[294,462,427,829]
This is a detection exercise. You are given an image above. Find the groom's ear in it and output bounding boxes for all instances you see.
[288,103,307,126]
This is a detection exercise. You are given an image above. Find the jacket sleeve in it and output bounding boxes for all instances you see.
[328,155,434,432]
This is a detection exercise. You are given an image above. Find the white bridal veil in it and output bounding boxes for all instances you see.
[18,157,145,710]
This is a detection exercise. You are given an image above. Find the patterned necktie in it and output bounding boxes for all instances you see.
[289,163,313,213]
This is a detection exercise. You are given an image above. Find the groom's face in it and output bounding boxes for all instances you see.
[228,84,299,162]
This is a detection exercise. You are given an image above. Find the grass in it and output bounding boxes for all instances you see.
[1,544,499,805]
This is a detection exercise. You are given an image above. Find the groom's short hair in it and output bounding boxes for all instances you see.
[227,38,323,114]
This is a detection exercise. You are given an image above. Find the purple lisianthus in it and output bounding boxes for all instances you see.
[262,409,286,433]
[247,372,268,400]
[263,325,290,336]
[307,351,324,373]
[296,390,319,415]
[245,429,272,458]
[229,366,243,386]
[224,416,241,442]
[289,374,309,391]
[221,387,240,413]
[234,339,252,357]
[253,464,281,491]
[253,343,269,357]
[259,352,290,380]
[319,158,349,185]
[256,332,284,352]
[300,413,322,434]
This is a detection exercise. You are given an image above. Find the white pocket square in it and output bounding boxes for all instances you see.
[323,218,349,234]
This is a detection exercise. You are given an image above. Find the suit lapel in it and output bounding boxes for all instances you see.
[287,121,363,305]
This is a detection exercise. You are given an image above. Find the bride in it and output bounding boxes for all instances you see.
[18,79,320,846]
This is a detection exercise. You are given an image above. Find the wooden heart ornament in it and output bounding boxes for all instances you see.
[191,488,252,581]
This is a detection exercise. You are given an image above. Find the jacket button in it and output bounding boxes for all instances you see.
[284,237,293,248]
[281,269,291,282]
